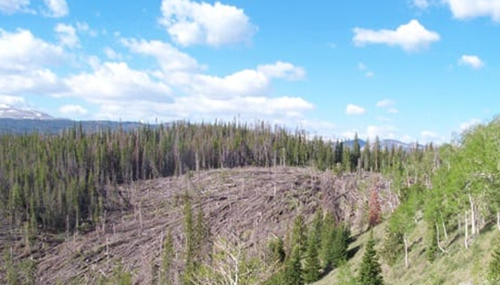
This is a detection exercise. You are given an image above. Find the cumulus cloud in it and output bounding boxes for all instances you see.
[43,0,68,17]
[444,0,500,21]
[60,104,87,115]
[0,29,66,95]
[64,61,172,102]
[0,29,64,72]
[0,94,26,106]
[257,61,305,81]
[459,55,484,69]
[346,104,366,116]
[353,20,440,52]
[0,0,30,14]
[54,23,78,48]
[122,38,203,72]
[159,0,257,47]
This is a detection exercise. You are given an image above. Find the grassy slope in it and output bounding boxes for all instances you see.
[315,218,499,285]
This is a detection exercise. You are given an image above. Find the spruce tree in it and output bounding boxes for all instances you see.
[358,232,384,285]
[303,229,321,283]
[284,245,303,285]
[160,230,174,285]
[488,241,500,284]
[183,193,195,285]
[291,213,307,255]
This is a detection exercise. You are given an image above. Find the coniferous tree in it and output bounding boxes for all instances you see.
[358,232,384,285]
[303,228,321,283]
[291,213,307,255]
[283,245,303,285]
[159,230,174,285]
[488,240,500,284]
[183,193,195,285]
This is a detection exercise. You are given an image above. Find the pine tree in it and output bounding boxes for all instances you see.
[268,237,286,264]
[488,240,500,284]
[284,245,303,285]
[303,228,321,283]
[159,230,174,285]
[358,232,384,285]
[291,213,307,255]
[183,193,195,285]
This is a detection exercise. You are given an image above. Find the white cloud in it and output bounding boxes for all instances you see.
[0,29,64,72]
[0,0,30,14]
[54,23,78,48]
[459,118,481,132]
[0,94,25,106]
[459,55,484,69]
[444,0,500,21]
[257,61,305,81]
[353,20,440,52]
[376,99,396,108]
[122,38,203,72]
[43,0,68,17]
[376,99,399,114]
[346,104,366,116]
[159,0,257,47]
[0,29,66,95]
[413,0,429,9]
[60,104,87,115]
[64,61,172,102]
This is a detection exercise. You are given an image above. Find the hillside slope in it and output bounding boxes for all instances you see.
[315,214,499,285]
[0,167,395,284]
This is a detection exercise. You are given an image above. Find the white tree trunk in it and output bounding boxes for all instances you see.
[442,218,448,241]
[497,211,500,231]
[436,223,448,253]
[464,211,469,249]
[404,234,409,268]
[469,194,476,236]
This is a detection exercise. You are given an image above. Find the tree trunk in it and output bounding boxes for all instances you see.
[404,234,409,268]
[464,211,469,249]
[469,194,476,236]
[441,217,448,241]
[436,223,448,253]
[497,211,500,231]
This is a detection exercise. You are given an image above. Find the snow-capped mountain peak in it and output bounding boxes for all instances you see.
[0,105,54,120]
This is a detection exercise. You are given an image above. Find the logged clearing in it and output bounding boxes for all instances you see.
[0,166,394,284]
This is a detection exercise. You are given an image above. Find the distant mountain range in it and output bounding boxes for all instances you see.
[0,106,426,148]
[343,138,424,150]
[0,104,54,120]
[0,105,144,135]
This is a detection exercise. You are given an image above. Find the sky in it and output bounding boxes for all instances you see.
[0,0,500,143]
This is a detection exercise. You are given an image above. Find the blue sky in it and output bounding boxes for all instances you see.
[1,0,499,143]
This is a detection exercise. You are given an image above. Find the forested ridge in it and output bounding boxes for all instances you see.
[3,118,500,284]
[0,121,422,235]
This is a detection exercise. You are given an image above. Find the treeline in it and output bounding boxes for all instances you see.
[0,121,429,235]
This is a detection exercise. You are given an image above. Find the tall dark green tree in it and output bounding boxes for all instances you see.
[291,213,307,255]
[488,240,500,284]
[283,245,303,285]
[358,232,384,285]
[350,133,361,171]
[303,228,321,283]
